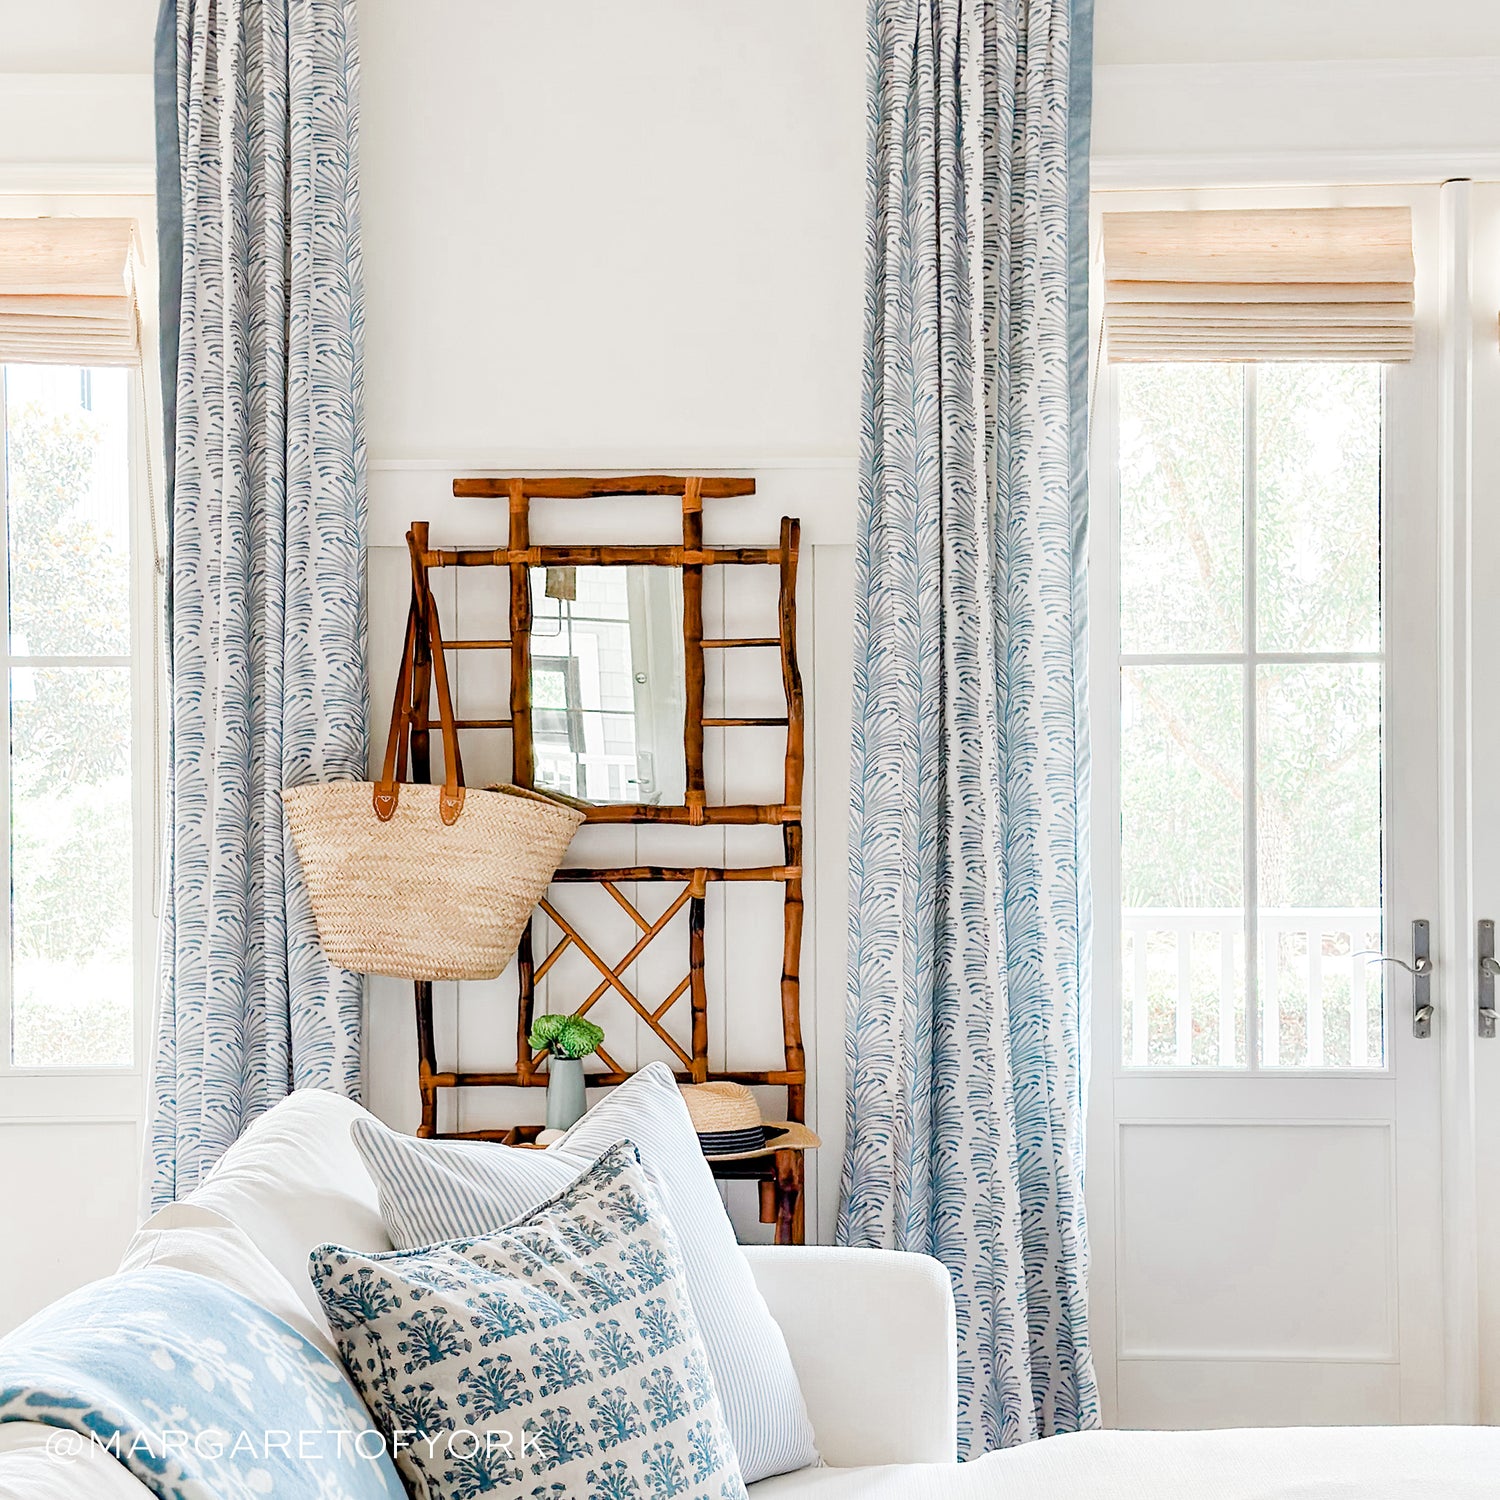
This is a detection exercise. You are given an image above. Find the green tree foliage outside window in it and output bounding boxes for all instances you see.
[6,374,133,1068]
[1118,363,1383,1069]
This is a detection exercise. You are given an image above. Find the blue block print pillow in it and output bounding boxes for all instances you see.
[310,1140,748,1500]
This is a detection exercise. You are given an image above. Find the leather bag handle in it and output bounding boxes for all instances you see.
[373,597,420,820]
[423,569,466,825]
[371,531,467,825]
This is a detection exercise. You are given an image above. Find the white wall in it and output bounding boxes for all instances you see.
[360,1,865,460]
[358,1,867,1244]
[1092,59,1500,181]
[1095,0,1500,66]
[0,0,152,74]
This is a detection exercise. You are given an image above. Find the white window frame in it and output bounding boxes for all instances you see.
[0,188,162,1127]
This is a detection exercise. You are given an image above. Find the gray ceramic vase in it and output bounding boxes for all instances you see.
[545,1055,587,1131]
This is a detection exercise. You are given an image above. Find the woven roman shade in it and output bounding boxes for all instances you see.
[0,218,140,366]
[1102,207,1415,363]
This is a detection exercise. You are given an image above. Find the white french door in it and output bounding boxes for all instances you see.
[1088,184,1448,1428]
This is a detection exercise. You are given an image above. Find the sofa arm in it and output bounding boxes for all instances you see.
[742,1245,957,1467]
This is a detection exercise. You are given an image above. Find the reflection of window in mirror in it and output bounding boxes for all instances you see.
[529,566,687,805]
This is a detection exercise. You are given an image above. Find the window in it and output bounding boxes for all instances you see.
[1116,362,1384,1069]
[2,363,136,1069]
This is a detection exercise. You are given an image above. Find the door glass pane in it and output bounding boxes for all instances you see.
[1117,364,1244,653]
[1257,663,1383,1067]
[3,366,131,657]
[1121,665,1245,1066]
[1116,361,1384,1073]
[1257,364,1381,653]
[9,666,133,1067]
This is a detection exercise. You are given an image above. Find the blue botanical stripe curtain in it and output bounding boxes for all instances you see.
[838,0,1098,1457]
[148,0,368,1208]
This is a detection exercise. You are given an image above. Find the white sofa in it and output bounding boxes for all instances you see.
[3,1090,1500,1499]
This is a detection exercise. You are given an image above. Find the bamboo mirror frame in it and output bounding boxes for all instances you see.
[402,477,810,1238]
[435,473,805,825]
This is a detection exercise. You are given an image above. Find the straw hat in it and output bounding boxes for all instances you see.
[678,1081,821,1161]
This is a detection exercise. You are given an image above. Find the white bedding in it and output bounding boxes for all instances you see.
[748,1427,1500,1498]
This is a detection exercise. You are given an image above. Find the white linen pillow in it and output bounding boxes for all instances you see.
[350,1061,819,1485]
[120,1202,340,1360]
[185,1087,392,1319]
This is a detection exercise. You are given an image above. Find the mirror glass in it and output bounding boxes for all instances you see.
[529,565,687,805]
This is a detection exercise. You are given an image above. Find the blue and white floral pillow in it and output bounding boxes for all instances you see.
[310,1140,748,1500]
[0,1268,406,1500]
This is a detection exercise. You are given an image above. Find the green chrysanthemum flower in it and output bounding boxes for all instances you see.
[529,1012,606,1060]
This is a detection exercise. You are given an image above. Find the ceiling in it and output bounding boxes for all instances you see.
[1095,0,1500,66]
[0,0,156,74]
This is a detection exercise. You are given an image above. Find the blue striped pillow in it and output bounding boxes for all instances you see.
[350,1062,818,1485]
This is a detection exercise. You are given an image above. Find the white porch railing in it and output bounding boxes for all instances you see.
[1122,907,1383,1068]
[535,749,640,802]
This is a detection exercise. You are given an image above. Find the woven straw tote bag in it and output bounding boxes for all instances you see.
[283,583,586,980]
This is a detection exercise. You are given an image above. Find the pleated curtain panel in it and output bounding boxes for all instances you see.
[148,0,368,1208]
[838,0,1100,1457]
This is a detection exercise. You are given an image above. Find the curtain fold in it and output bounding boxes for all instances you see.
[838,0,1098,1457]
[148,0,368,1210]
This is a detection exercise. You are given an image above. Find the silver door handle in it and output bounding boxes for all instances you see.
[1357,918,1433,1039]
[1478,920,1498,1039]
